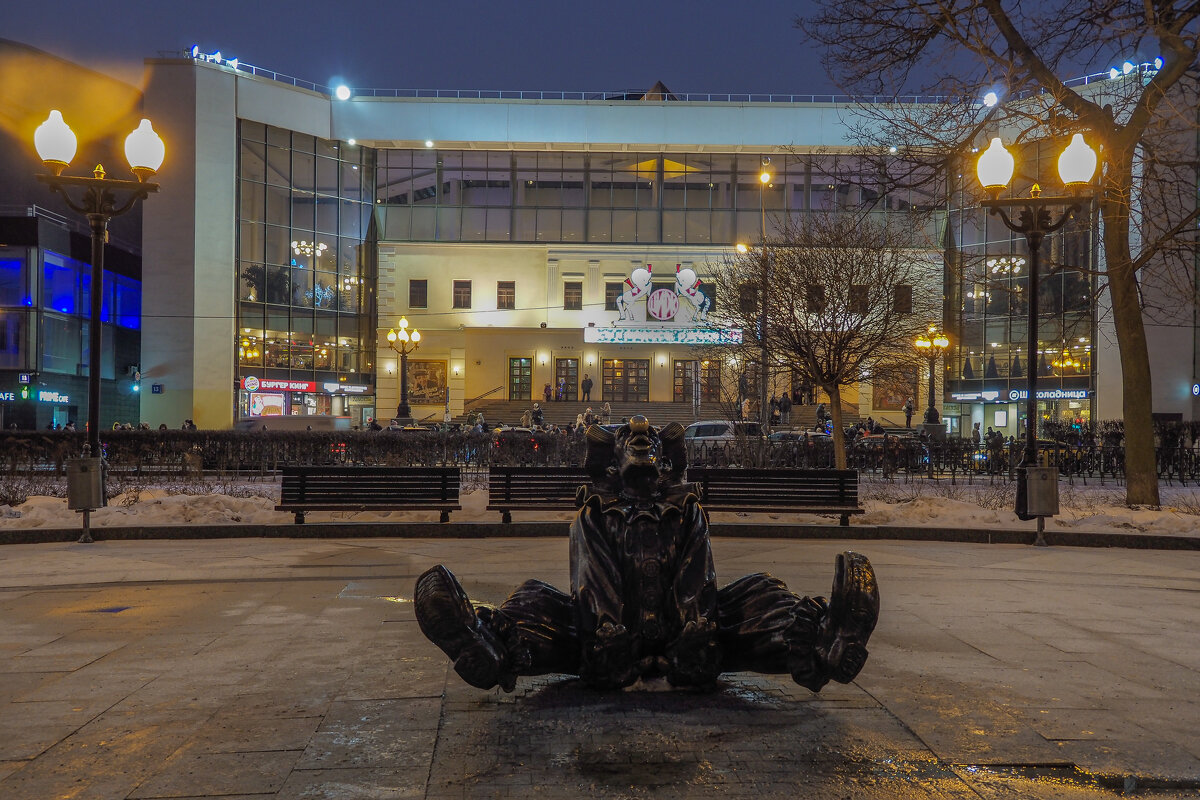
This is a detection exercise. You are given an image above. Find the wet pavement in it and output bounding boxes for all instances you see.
[0,536,1196,799]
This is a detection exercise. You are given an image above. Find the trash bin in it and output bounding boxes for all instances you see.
[1025,466,1059,517]
[66,457,106,510]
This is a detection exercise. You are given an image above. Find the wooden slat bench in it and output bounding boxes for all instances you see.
[277,465,461,524]
[688,467,863,526]
[487,465,589,523]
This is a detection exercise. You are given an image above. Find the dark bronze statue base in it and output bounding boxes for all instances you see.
[415,416,880,693]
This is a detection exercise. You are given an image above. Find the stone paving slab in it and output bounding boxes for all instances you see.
[0,537,1194,798]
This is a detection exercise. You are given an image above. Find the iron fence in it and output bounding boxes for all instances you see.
[3,429,1199,487]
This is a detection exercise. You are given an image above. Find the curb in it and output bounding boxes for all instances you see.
[2,522,1196,551]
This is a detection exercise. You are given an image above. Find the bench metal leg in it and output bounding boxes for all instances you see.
[502,511,512,524]
[440,510,450,523]
[294,511,305,524]
[840,512,849,527]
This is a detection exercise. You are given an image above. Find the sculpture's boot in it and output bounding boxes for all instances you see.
[414,565,514,691]
[818,551,880,683]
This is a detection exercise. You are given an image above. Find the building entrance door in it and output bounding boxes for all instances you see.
[555,358,578,401]
[673,360,721,403]
[508,357,532,400]
[601,358,650,402]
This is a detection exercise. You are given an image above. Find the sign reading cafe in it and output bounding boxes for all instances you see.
[595,262,739,345]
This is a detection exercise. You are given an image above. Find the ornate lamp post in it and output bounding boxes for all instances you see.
[914,325,949,421]
[976,132,1097,528]
[386,317,422,423]
[33,110,164,542]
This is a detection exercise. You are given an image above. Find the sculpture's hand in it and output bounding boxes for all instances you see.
[665,619,722,688]
[580,622,637,689]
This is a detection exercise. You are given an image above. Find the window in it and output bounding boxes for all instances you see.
[893,284,913,314]
[806,285,826,314]
[738,284,758,314]
[564,281,583,310]
[497,281,515,310]
[409,279,428,308]
[850,285,869,317]
[453,280,472,309]
[604,281,624,311]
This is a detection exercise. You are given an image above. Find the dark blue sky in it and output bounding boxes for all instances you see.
[7,0,839,96]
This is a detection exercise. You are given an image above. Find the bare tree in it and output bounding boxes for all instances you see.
[705,212,940,468]
[799,1,1200,505]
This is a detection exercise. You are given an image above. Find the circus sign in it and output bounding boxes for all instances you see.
[614,263,711,325]
[584,326,742,345]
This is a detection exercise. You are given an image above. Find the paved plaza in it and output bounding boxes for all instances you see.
[0,535,1196,799]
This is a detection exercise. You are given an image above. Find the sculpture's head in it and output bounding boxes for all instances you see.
[584,416,687,489]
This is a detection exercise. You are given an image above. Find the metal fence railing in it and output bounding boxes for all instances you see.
[3,429,1196,487]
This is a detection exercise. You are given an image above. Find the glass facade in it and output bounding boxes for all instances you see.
[236,121,378,417]
[376,150,940,245]
[946,137,1099,425]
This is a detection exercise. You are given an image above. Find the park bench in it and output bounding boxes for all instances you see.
[687,467,863,526]
[487,465,589,523]
[276,465,461,524]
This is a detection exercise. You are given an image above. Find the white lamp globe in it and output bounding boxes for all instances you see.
[976,137,1014,193]
[125,119,165,180]
[1058,133,1098,188]
[34,110,77,174]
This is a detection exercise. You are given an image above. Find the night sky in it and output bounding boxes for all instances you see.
[5,0,836,96]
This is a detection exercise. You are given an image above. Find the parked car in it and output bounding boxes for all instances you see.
[683,420,764,444]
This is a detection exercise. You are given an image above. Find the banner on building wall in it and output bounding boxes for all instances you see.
[407,360,448,404]
[584,326,742,345]
[872,364,918,411]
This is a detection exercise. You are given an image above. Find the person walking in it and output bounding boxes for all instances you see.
[601,401,611,425]
[779,392,792,425]
[531,403,544,428]
[543,383,553,403]
[903,398,914,428]
[580,373,593,402]
[815,402,827,428]
[971,422,981,445]
[521,408,533,428]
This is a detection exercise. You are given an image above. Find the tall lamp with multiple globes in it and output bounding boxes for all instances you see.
[976,132,1098,530]
[386,317,422,423]
[33,110,165,542]
[914,325,950,420]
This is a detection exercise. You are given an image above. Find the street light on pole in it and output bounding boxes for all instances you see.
[914,325,949,420]
[33,110,164,542]
[976,132,1097,531]
[386,316,422,423]
[736,157,774,430]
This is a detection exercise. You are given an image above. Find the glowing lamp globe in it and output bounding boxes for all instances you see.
[125,119,165,181]
[976,137,1014,194]
[411,330,421,344]
[1058,133,1097,189]
[34,110,77,175]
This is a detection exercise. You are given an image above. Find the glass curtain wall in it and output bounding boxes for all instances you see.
[946,137,1098,422]
[236,121,378,403]
[376,151,939,245]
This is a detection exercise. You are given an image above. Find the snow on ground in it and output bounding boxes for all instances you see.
[2,479,1200,537]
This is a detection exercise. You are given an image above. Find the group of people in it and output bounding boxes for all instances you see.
[543,374,594,403]
[522,400,611,432]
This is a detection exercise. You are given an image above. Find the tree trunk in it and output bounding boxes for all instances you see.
[828,384,847,469]
[1101,165,1160,507]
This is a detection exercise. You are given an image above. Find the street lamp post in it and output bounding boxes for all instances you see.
[386,316,422,423]
[976,133,1097,529]
[914,325,949,420]
[736,157,774,431]
[33,110,165,542]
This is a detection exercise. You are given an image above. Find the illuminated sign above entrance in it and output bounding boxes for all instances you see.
[584,326,742,345]
[1008,388,1090,400]
[241,376,317,393]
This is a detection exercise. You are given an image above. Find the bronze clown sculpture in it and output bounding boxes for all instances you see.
[415,416,879,692]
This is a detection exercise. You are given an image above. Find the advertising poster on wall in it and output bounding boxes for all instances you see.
[872,364,918,412]
[249,393,286,416]
[407,360,448,404]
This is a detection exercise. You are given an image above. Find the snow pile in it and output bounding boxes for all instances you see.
[0,483,1198,539]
